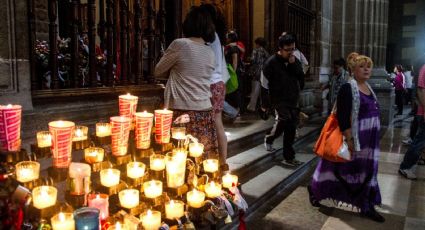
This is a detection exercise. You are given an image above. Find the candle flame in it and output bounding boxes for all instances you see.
[147,209,152,216]
[6,104,12,108]
[96,194,100,199]
[126,93,131,96]
[170,200,174,206]
[143,110,147,114]
[115,222,122,230]
[58,212,65,222]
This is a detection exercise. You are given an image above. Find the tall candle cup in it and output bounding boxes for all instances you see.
[154,109,173,144]
[49,120,75,168]
[119,94,138,121]
[165,154,186,188]
[135,112,153,149]
[0,104,22,152]
[110,116,131,156]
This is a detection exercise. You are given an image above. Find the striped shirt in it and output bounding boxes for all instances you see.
[155,38,215,111]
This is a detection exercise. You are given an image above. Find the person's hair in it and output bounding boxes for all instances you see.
[254,37,267,48]
[182,6,216,43]
[226,30,238,43]
[199,4,227,44]
[395,64,403,72]
[333,58,346,69]
[278,33,296,48]
[347,52,359,74]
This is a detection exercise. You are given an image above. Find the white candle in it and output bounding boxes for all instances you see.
[15,161,40,183]
[73,126,88,141]
[88,194,109,220]
[172,148,188,163]
[203,159,219,173]
[222,173,238,189]
[51,212,75,230]
[165,200,184,220]
[84,147,105,164]
[119,189,139,209]
[37,131,52,148]
[143,180,163,198]
[107,222,128,230]
[69,163,91,195]
[166,158,186,188]
[150,154,165,171]
[140,210,161,230]
[187,189,205,208]
[204,181,222,198]
[96,123,111,137]
[100,169,120,187]
[171,127,186,140]
[32,186,57,209]
[126,162,146,179]
[189,142,204,158]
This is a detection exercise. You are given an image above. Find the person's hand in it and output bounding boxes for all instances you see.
[347,138,354,153]
[288,55,296,64]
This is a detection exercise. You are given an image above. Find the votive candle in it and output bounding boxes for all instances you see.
[0,104,22,152]
[222,173,238,189]
[15,161,40,183]
[189,142,204,158]
[74,207,99,230]
[32,185,57,209]
[100,169,120,187]
[88,193,109,220]
[126,162,146,179]
[165,200,184,220]
[140,210,161,230]
[203,159,219,173]
[36,131,52,148]
[73,126,88,141]
[143,180,163,198]
[119,189,140,209]
[49,120,75,168]
[187,189,205,208]
[204,181,222,198]
[84,147,105,164]
[96,123,111,137]
[150,154,165,171]
[51,212,75,230]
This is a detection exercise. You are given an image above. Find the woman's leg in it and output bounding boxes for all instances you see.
[214,111,228,166]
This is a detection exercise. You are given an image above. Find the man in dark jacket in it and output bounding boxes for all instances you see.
[262,33,305,166]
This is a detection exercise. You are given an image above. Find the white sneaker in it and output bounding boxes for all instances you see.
[398,168,417,180]
[264,137,276,151]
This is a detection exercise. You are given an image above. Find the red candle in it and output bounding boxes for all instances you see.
[110,116,131,156]
[49,120,75,168]
[135,111,154,149]
[118,94,138,121]
[0,104,22,152]
[154,109,173,144]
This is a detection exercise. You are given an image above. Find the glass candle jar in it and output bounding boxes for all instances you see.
[15,161,40,183]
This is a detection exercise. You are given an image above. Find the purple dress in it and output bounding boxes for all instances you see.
[311,91,381,212]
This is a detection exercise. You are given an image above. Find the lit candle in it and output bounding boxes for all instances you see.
[84,147,105,164]
[189,142,204,158]
[187,189,205,208]
[203,159,219,173]
[172,148,188,163]
[150,154,165,171]
[154,109,173,144]
[68,162,91,195]
[36,131,52,148]
[134,111,154,149]
[100,169,120,187]
[140,210,161,230]
[88,194,109,220]
[73,126,88,141]
[0,104,22,152]
[51,212,75,230]
[110,116,131,156]
[119,189,140,209]
[119,93,138,121]
[222,173,239,189]
[171,127,186,140]
[165,200,184,220]
[204,181,222,198]
[165,155,186,188]
[142,180,163,198]
[107,221,128,230]
[96,123,111,137]
[15,161,40,183]
[49,120,75,168]
[32,185,57,209]
[126,162,146,179]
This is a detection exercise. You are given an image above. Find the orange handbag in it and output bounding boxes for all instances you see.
[313,113,351,162]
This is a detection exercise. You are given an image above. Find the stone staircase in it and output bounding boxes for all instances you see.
[220,114,324,229]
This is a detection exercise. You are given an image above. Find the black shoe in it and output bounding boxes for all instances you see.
[283,159,303,166]
[307,185,321,207]
[361,208,385,223]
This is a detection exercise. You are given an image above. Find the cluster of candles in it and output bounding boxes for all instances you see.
[7,94,242,229]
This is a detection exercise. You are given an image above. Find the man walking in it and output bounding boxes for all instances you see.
[262,33,305,166]
[399,62,425,179]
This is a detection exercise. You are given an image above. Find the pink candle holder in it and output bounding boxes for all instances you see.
[135,111,154,149]
[87,193,109,220]
[110,116,131,156]
[118,94,138,121]
[0,104,22,152]
[49,120,75,168]
[154,109,173,144]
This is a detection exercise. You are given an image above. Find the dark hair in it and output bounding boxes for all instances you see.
[254,37,267,48]
[278,33,296,48]
[395,64,403,72]
[227,31,238,43]
[333,58,346,68]
[182,6,216,43]
[199,4,227,44]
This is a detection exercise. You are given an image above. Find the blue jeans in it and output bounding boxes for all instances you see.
[223,101,239,118]
[400,116,425,170]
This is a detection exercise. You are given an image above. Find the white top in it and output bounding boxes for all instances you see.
[404,70,413,89]
[210,33,230,84]
[155,38,215,110]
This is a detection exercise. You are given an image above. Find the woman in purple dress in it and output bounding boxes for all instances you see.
[308,53,385,222]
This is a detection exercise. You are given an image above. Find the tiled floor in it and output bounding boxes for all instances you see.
[247,114,425,230]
